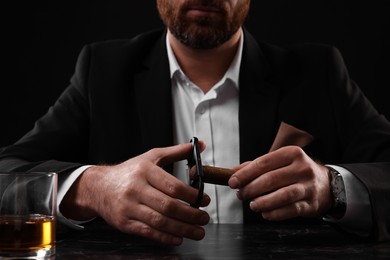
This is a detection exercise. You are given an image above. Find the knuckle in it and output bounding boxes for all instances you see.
[254,157,268,170]
[129,161,149,178]
[287,185,304,202]
[148,147,160,155]
[138,225,155,238]
[159,197,176,213]
[297,163,316,180]
[137,160,152,171]
[148,148,165,164]
[164,180,181,197]
[294,203,304,215]
[123,178,141,197]
[149,211,167,228]
[121,220,153,238]
[113,215,129,229]
[262,175,276,189]
[289,146,305,157]
[294,201,310,217]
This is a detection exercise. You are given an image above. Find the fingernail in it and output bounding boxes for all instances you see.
[262,212,270,220]
[250,201,258,212]
[235,189,243,200]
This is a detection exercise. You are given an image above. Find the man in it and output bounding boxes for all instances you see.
[1,0,390,245]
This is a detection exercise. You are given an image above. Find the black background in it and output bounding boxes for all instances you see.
[1,0,389,147]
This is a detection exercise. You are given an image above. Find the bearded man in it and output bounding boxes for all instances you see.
[1,0,390,245]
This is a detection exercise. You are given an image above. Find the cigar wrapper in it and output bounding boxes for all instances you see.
[189,165,235,186]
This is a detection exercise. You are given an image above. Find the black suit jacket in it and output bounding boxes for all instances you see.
[1,29,390,241]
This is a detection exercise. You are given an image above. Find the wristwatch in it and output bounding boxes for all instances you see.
[326,166,347,219]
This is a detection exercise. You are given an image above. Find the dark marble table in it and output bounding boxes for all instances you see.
[55,219,390,259]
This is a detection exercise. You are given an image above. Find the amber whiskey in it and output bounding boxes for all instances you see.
[0,214,55,251]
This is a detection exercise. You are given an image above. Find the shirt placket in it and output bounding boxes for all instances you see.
[193,88,221,222]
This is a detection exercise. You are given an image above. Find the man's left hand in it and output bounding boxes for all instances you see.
[228,146,333,220]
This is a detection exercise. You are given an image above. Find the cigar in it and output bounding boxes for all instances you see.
[189,165,235,186]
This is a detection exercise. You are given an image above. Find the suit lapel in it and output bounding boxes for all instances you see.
[133,32,174,152]
[239,31,281,163]
[239,30,282,222]
[131,30,282,160]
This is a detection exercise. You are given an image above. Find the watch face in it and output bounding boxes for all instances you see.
[326,167,347,219]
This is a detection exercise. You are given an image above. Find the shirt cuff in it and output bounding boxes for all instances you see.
[57,165,95,230]
[323,165,372,237]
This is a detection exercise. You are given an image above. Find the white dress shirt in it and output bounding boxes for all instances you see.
[169,31,244,223]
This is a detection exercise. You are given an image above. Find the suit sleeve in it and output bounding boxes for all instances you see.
[0,45,93,180]
[327,47,390,241]
[340,163,390,241]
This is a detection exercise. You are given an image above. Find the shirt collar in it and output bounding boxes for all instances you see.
[166,29,243,90]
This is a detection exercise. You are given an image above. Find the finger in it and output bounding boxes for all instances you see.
[229,151,290,189]
[142,143,194,167]
[229,146,299,189]
[143,140,207,168]
[249,183,308,213]
[261,201,312,221]
[122,219,184,245]
[237,166,302,200]
[146,165,211,207]
[139,183,210,226]
[128,204,206,242]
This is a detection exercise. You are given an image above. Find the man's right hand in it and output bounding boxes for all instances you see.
[60,143,210,245]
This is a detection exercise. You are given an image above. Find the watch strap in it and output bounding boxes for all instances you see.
[325,166,347,219]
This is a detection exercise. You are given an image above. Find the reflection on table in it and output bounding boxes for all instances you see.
[56,219,390,259]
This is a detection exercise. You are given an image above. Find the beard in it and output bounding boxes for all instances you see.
[157,0,250,49]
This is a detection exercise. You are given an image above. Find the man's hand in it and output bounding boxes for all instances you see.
[61,142,210,245]
[228,146,333,221]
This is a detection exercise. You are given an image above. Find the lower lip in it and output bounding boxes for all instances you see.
[187,9,220,17]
